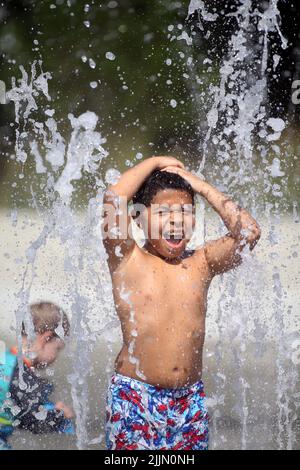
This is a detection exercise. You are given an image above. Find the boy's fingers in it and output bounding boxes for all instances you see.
[160,166,184,174]
[161,165,180,170]
[160,168,178,173]
[155,156,184,168]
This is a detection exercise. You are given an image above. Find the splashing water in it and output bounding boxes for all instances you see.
[3,0,299,450]
[186,0,299,450]
[6,61,117,449]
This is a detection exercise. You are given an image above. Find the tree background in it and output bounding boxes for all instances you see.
[0,0,299,207]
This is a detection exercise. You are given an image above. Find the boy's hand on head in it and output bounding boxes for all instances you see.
[55,401,74,419]
[160,166,205,193]
[152,156,185,170]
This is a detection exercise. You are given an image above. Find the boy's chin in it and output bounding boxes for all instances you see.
[164,249,185,259]
[159,240,187,259]
[144,239,187,259]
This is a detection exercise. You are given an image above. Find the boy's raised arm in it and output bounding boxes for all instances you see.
[101,156,184,271]
[161,166,261,276]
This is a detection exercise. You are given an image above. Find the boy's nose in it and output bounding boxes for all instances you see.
[170,219,181,226]
[170,213,183,225]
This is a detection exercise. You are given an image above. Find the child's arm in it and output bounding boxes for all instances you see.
[161,166,261,276]
[102,156,184,271]
[54,401,74,419]
[9,367,74,435]
[16,402,74,435]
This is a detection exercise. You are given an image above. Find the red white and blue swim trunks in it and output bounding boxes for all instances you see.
[105,372,209,450]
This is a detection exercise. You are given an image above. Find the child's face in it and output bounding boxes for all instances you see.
[31,331,65,368]
[141,189,195,260]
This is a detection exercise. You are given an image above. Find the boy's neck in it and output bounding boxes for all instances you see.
[143,241,183,265]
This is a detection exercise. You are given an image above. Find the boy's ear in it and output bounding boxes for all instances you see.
[129,206,141,228]
[132,215,141,229]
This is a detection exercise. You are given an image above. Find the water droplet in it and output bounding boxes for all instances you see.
[118,25,127,33]
[108,1,118,8]
[45,109,55,117]
[89,58,96,69]
[105,52,116,61]
[105,168,121,185]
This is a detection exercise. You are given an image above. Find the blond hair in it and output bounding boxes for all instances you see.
[21,302,70,338]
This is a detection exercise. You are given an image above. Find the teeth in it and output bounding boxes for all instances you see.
[164,234,182,239]
[166,238,182,245]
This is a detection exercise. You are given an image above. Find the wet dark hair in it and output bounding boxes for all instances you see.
[132,169,195,207]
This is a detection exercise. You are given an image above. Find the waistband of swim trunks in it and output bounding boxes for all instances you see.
[110,372,205,397]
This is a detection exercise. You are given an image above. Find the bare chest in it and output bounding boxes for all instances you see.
[111,250,210,315]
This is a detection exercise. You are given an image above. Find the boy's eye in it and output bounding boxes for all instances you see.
[155,209,169,215]
[153,206,194,215]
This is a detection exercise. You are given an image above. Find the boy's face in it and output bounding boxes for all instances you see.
[31,331,65,368]
[141,189,195,260]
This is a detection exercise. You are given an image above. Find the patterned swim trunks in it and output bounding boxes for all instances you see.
[105,372,209,450]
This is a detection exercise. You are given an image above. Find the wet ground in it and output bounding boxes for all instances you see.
[1,209,299,450]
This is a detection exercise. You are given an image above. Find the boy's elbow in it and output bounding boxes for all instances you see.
[255,224,262,239]
[247,223,261,250]
[251,222,261,241]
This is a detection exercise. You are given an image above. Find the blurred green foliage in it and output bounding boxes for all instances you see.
[0,0,299,210]
[0,0,216,207]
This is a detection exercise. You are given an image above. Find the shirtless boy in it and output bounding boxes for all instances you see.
[101,156,261,450]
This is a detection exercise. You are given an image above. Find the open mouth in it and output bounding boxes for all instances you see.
[163,234,185,249]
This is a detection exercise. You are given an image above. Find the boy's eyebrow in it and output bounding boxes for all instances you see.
[152,204,170,211]
[151,204,194,212]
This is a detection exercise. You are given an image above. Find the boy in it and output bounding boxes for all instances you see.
[0,302,74,450]
[101,156,261,450]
